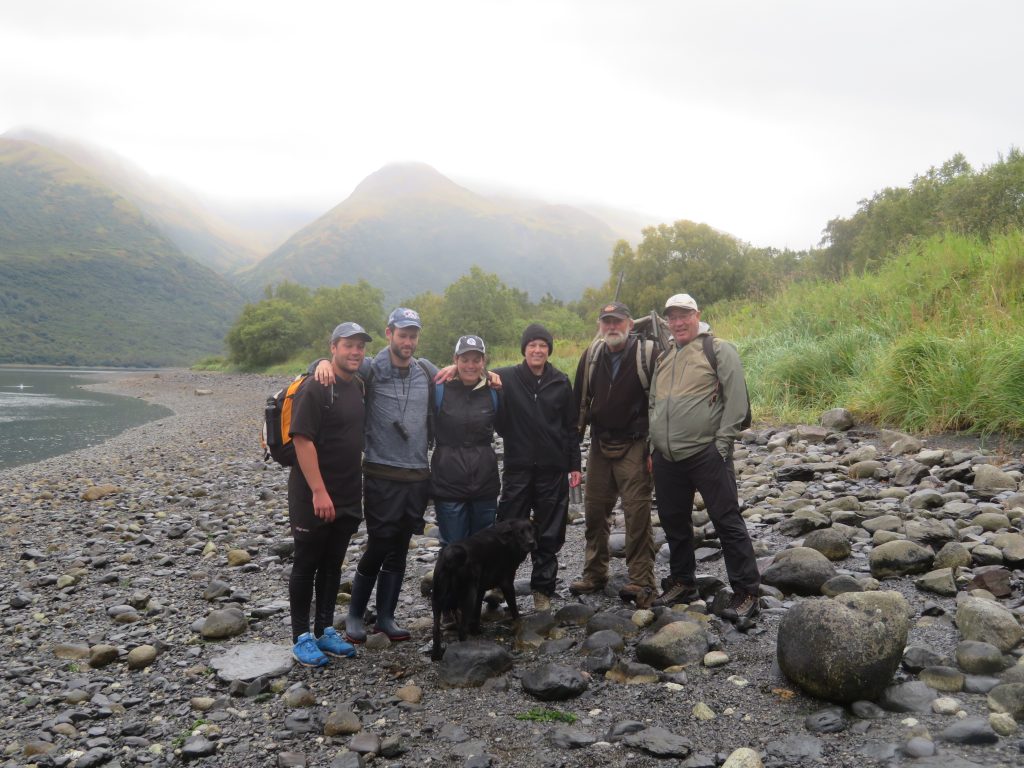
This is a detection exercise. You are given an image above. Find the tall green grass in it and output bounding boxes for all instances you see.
[712,231,1024,435]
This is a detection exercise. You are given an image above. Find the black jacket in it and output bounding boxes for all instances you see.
[493,362,582,473]
[430,381,501,500]
[573,336,649,440]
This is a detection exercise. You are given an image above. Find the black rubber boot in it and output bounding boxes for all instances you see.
[372,569,411,641]
[343,571,375,644]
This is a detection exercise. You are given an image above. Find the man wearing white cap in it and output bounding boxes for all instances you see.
[647,293,760,624]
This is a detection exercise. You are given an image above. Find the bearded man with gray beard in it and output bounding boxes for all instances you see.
[570,302,657,607]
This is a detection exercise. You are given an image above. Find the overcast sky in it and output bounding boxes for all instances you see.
[2,0,1021,250]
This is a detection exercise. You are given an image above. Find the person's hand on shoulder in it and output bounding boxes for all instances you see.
[314,359,333,386]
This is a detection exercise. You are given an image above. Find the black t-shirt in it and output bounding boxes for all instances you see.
[287,375,364,512]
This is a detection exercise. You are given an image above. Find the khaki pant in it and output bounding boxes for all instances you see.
[581,438,656,589]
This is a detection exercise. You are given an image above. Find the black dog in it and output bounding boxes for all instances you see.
[431,518,536,661]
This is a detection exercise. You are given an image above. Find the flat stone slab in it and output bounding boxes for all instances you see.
[209,642,293,682]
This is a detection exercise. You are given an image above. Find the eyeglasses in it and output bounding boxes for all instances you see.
[666,309,696,320]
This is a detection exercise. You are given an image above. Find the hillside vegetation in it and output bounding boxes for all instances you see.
[0,139,243,366]
[4,129,265,273]
[713,233,1024,435]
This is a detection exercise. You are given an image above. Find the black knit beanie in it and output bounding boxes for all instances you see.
[520,323,554,355]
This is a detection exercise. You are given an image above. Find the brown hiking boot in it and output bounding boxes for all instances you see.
[569,576,606,596]
[722,591,760,623]
[651,577,700,608]
[618,583,656,608]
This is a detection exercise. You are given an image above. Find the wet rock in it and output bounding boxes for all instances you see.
[938,717,999,744]
[893,461,930,486]
[82,484,120,501]
[635,619,708,669]
[820,408,853,431]
[879,681,937,712]
[181,735,217,761]
[904,736,936,757]
[721,747,764,768]
[869,540,934,578]
[919,665,964,692]
[821,575,863,596]
[622,726,692,758]
[54,643,91,660]
[88,644,120,668]
[801,528,851,561]
[126,644,157,670]
[916,568,958,596]
[987,683,1024,720]
[972,464,1018,493]
[765,734,823,761]
[438,641,513,687]
[804,707,847,733]
[777,591,910,703]
[605,660,660,684]
[520,663,588,701]
[903,645,948,672]
[324,708,362,737]
[548,726,598,748]
[956,596,1024,652]
[848,460,883,479]
[956,640,1010,675]
[967,566,1013,597]
[989,712,1018,736]
[761,547,837,595]
[209,643,293,682]
[934,542,973,569]
[348,732,380,754]
[200,607,248,639]
[284,684,316,708]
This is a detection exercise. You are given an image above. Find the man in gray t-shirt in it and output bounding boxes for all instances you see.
[314,307,437,643]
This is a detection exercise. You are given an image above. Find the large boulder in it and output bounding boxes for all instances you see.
[761,547,837,596]
[956,597,1024,653]
[777,591,910,703]
[869,540,934,579]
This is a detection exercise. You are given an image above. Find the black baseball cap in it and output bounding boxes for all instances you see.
[599,301,632,320]
[454,335,486,356]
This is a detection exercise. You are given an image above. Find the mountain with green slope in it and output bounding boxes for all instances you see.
[234,162,619,301]
[0,138,243,366]
[4,129,267,273]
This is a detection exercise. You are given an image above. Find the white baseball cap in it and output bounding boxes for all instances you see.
[665,293,699,312]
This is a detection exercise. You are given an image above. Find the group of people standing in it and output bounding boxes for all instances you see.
[284,293,760,667]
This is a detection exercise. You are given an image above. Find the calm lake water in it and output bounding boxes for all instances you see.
[0,367,173,470]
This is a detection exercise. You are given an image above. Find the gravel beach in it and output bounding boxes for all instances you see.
[1,369,1022,768]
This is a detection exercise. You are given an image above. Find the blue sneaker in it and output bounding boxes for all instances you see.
[292,632,329,667]
[316,627,356,659]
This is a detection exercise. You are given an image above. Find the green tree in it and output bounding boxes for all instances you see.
[302,280,385,350]
[226,299,307,368]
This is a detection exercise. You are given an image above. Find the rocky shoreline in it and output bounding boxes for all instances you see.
[1,370,1022,768]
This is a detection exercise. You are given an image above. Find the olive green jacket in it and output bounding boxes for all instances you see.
[648,332,748,462]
